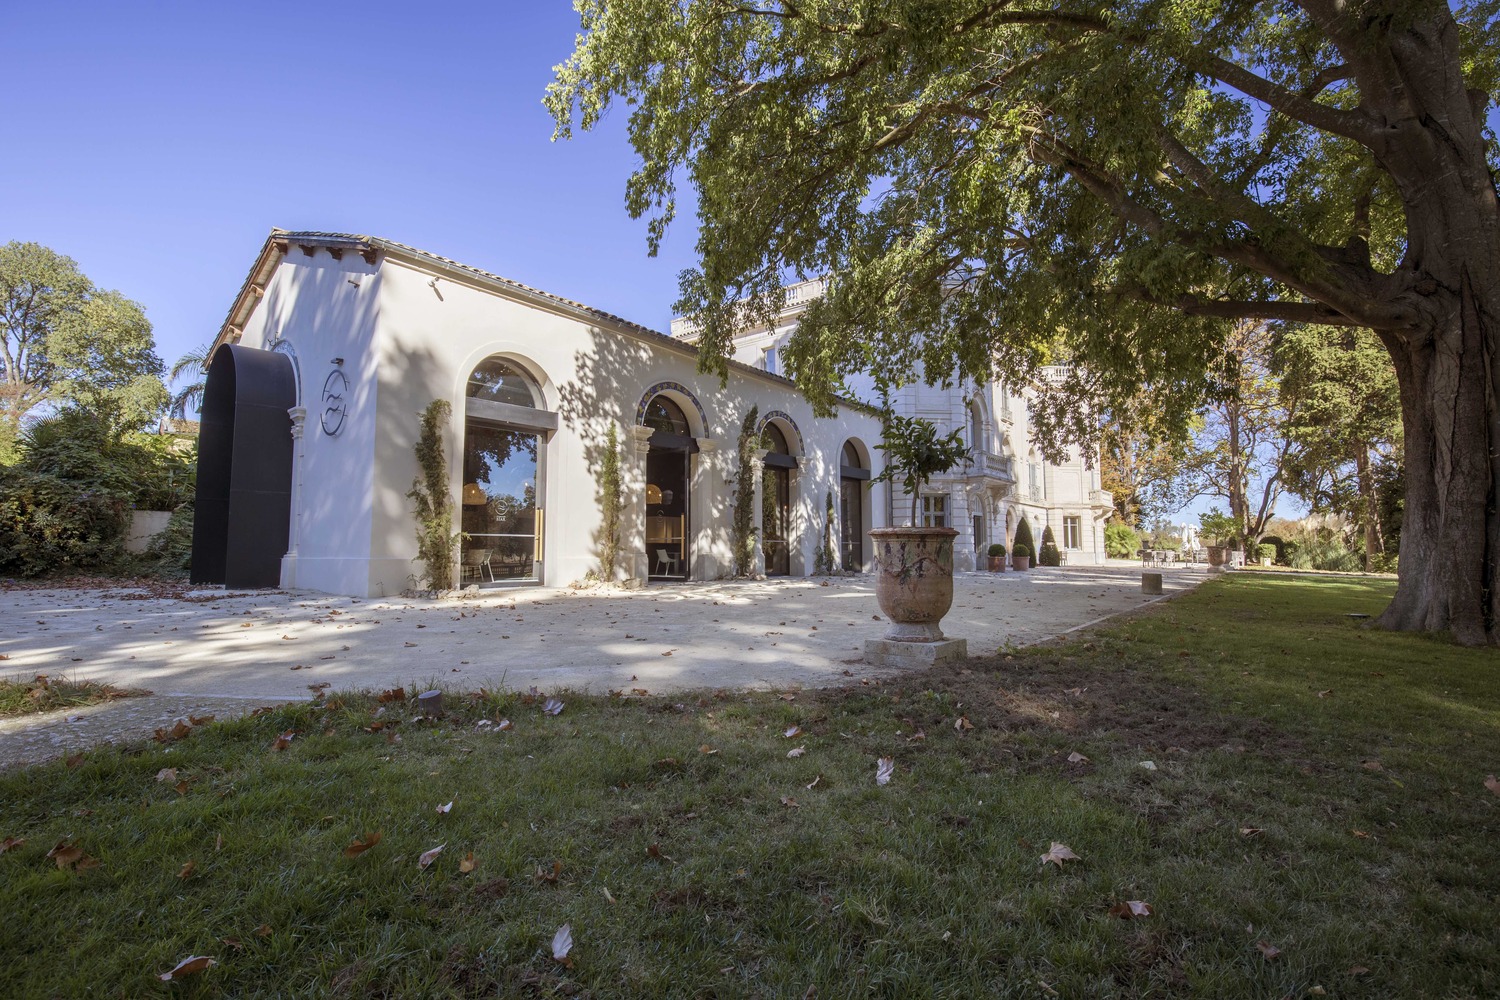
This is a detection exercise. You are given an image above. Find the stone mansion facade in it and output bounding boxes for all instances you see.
[672,278,1114,570]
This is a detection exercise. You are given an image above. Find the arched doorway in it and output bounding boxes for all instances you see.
[191,345,298,588]
[643,394,696,580]
[762,423,796,576]
[461,356,554,586]
[840,439,871,571]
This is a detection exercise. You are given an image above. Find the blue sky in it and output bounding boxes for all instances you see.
[1,3,697,371]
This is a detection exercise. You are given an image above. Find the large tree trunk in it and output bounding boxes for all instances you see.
[1377,271,1498,646]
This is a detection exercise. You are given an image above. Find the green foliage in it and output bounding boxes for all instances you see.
[0,409,194,578]
[873,414,969,525]
[140,505,194,575]
[1012,518,1036,561]
[407,400,457,590]
[1104,521,1139,559]
[596,424,623,581]
[167,342,213,420]
[1010,542,1032,560]
[987,542,1006,557]
[730,407,759,576]
[813,489,836,574]
[1,241,167,435]
[1260,535,1288,565]
[1198,508,1239,547]
[1289,537,1363,573]
[1038,525,1062,567]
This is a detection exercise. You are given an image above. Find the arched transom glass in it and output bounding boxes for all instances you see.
[842,440,864,468]
[643,395,690,435]
[765,423,790,455]
[467,358,537,408]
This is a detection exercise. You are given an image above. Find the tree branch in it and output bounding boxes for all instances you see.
[1197,52,1379,148]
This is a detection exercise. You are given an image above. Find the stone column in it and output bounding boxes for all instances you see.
[629,424,654,584]
[692,438,717,578]
[950,487,973,572]
[282,406,307,589]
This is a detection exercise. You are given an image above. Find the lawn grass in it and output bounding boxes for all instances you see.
[0,673,143,718]
[1,574,1496,998]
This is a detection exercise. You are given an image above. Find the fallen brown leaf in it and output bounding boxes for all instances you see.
[343,833,382,858]
[784,725,802,739]
[1256,940,1281,960]
[417,844,445,870]
[377,687,405,703]
[551,923,574,967]
[178,860,197,880]
[189,714,215,726]
[459,852,476,873]
[220,937,244,952]
[65,752,85,770]
[1066,752,1090,764]
[253,924,273,937]
[780,795,799,808]
[1039,842,1080,868]
[1485,775,1500,797]
[954,716,974,732]
[157,956,217,981]
[1108,900,1153,919]
[155,767,178,783]
[1,837,25,853]
[1240,827,1264,837]
[876,757,895,786]
[270,730,297,751]
[787,746,806,758]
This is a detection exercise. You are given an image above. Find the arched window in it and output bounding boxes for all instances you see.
[765,423,791,455]
[467,358,537,408]
[842,440,863,468]
[969,401,984,452]
[643,395,691,435]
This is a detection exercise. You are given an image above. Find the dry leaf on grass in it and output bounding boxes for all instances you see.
[253,924,272,937]
[270,731,296,751]
[1485,775,1500,797]
[436,801,453,815]
[543,698,564,716]
[0,837,24,853]
[65,752,85,769]
[1256,940,1281,960]
[417,844,445,870]
[1240,827,1264,837]
[1361,759,1383,772]
[805,775,821,790]
[699,744,718,755]
[876,757,895,786]
[158,956,217,981]
[787,746,806,758]
[188,714,214,726]
[784,725,802,739]
[459,852,476,873]
[1066,752,1090,764]
[155,768,178,783]
[954,716,974,732]
[496,719,512,731]
[343,833,382,858]
[177,860,197,880]
[46,840,99,871]
[1108,900,1153,919]
[536,860,564,882]
[602,886,616,904]
[1039,842,1080,868]
[552,923,574,967]
[780,796,799,808]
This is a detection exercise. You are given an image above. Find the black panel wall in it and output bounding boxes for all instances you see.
[190,345,296,588]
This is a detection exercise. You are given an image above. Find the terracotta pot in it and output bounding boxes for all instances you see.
[869,526,958,642]
[1012,555,1031,571]
[987,556,1006,572]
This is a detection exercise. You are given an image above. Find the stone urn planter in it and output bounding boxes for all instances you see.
[987,555,1006,572]
[870,526,958,642]
[1012,554,1031,571]
[1206,545,1228,567]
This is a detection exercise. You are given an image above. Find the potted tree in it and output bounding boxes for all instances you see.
[1011,518,1036,570]
[870,415,970,641]
[987,542,1007,572]
[1199,508,1238,567]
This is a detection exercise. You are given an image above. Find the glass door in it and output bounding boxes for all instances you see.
[840,476,862,571]
[461,422,540,584]
[764,465,791,576]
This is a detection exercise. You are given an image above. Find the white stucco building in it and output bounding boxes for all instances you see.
[673,277,1114,570]
[192,232,886,597]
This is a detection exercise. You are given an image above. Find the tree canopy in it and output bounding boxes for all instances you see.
[0,242,167,452]
[550,0,1500,644]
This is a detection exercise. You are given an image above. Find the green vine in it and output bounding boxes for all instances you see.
[731,406,759,576]
[407,399,459,590]
[597,424,622,581]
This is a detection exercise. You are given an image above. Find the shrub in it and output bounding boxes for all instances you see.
[596,425,622,581]
[0,468,129,576]
[731,408,759,576]
[987,542,1006,557]
[1011,542,1032,559]
[1289,538,1362,572]
[1012,517,1036,560]
[1038,525,1062,566]
[1104,521,1138,558]
[139,504,194,575]
[1260,534,1287,565]
[407,400,458,590]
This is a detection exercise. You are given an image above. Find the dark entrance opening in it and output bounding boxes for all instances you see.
[840,440,869,572]
[643,395,695,581]
[191,345,297,588]
[762,423,796,576]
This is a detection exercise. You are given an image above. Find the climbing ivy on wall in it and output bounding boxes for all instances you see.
[814,489,836,575]
[597,424,622,581]
[408,399,458,590]
[731,406,759,577]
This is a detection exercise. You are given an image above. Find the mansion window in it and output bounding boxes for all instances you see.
[1063,516,1082,549]
[921,495,947,527]
[762,346,779,375]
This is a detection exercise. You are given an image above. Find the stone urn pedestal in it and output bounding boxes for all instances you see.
[864,526,968,668]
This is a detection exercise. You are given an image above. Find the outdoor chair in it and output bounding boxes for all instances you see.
[461,547,494,583]
[654,548,681,576]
